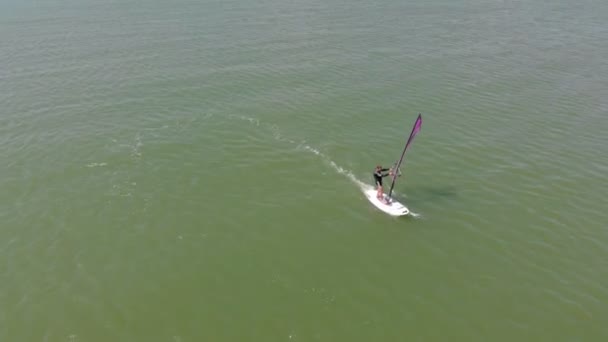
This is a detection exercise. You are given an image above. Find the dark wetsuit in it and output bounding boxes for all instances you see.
[373,168,390,186]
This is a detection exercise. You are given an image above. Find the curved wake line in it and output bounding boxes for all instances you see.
[228,114,420,218]
[300,145,370,190]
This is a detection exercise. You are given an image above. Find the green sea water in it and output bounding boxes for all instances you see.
[1,0,607,341]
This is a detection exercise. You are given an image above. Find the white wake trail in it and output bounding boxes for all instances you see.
[299,145,372,191]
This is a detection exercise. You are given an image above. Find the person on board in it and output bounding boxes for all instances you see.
[373,165,394,203]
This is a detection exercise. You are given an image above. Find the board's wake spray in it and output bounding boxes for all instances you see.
[299,145,370,191]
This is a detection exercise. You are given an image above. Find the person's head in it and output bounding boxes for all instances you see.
[375,165,382,171]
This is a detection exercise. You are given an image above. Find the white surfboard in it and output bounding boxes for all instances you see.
[364,189,410,216]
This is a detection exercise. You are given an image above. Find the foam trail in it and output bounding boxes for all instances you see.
[228,114,259,126]
[227,115,368,186]
[300,145,370,190]
[86,162,107,168]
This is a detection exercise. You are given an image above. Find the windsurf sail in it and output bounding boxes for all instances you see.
[387,113,423,200]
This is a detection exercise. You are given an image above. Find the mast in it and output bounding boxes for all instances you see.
[387,113,422,200]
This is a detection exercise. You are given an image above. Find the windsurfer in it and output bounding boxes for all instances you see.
[373,165,394,203]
